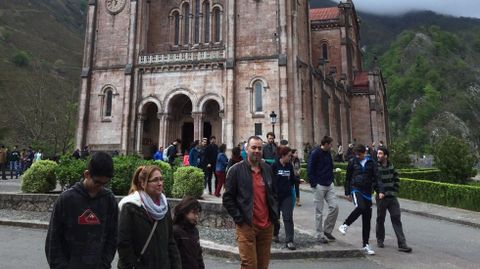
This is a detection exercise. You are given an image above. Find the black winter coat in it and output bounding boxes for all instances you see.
[45,182,118,269]
[117,193,181,269]
[222,160,278,226]
[173,222,204,269]
[344,157,384,196]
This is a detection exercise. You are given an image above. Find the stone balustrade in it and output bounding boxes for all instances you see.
[139,50,226,65]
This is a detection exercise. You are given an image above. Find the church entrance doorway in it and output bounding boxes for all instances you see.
[202,100,222,142]
[167,94,193,153]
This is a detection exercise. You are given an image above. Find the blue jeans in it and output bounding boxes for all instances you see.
[10,161,19,178]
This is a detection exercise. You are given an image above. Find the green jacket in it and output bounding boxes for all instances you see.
[117,192,181,269]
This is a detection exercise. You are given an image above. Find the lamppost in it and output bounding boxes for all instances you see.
[269,111,277,136]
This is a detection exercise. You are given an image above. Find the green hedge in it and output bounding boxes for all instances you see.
[398,170,443,182]
[299,167,346,186]
[22,160,58,193]
[398,178,480,211]
[334,162,348,170]
[55,156,87,189]
[172,166,204,198]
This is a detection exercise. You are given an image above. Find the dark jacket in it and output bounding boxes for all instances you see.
[117,192,181,269]
[271,160,297,201]
[167,144,177,164]
[377,161,400,197]
[173,222,204,269]
[344,157,384,196]
[45,182,118,269]
[189,147,200,167]
[205,143,219,168]
[262,143,277,161]
[222,160,279,226]
[307,147,334,187]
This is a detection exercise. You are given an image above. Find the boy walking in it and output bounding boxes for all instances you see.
[45,152,118,268]
[339,144,384,255]
[376,147,412,252]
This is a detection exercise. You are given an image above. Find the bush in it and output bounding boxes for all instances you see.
[399,178,480,211]
[55,156,87,189]
[334,169,347,186]
[390,142,412,168]
[110,155,156,196]
[433,136,478,184]
[12,50,30,67]
[334,162,348,170]
[398,169,443,182]
[172,166,204,198]
[299,168,308,183]
[21,160,58,193]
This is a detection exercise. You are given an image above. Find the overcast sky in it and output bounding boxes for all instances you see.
[329,0,480,19]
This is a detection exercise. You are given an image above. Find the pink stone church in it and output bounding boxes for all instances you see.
[75,0,389,158]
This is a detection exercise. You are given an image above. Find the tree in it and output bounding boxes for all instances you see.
[433,136,478,184]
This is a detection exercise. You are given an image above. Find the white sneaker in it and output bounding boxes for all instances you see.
[338,224,348,235]
[362,244,375,255]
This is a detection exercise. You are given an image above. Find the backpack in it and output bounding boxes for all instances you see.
[163,146,170,160]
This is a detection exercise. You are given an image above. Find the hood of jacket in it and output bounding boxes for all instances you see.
[118,191,142,211]
[71,180,113,200]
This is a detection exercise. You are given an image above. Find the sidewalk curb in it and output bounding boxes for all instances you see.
[300,187,480,229]
[0,219,363,260]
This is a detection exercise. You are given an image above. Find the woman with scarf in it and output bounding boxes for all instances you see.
[118,165,181,269]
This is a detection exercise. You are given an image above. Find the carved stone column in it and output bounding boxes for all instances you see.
[157,113,167,148]
[135,113,145,154]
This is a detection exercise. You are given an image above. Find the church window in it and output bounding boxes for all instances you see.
[213,7,221,43]
[255,123,262,136]
[322,43,328,60]
[100,86,118,121]
[105,90,113,117]
[173,11,180,45]
[183,3,190,44]
[254,81,263,112]
[203,1,210,43]
[194,0,200,44]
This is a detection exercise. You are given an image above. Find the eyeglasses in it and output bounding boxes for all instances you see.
[92,177,110,186]
[147,177,164,184]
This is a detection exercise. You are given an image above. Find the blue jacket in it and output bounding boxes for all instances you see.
[307,147,334,187]
[216,152,228,172]
[189,148,200,167]
[153,150,163,161]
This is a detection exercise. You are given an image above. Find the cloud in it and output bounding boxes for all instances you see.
[327,0,480,18]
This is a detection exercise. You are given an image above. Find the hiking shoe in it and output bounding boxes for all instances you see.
[398,245,412,253]
[377,240,384,248]
[324,232,336,241]
[317,237,329,244]
[286,242,296,250]
[273,235,280,243]
[362,244,375,255]
[338,224,348,235]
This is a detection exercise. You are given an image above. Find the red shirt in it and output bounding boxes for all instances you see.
[252,168,271,229]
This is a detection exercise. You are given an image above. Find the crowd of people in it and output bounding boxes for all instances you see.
[43,134,411,269]
[0,145,43,180]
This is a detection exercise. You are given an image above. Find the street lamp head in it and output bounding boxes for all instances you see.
[269,111,277,124]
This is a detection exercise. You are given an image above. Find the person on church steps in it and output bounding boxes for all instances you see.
[118,165,181,269]
[272,146,298,250]
[339,144,385,255]
[214,143,228,197]
[376,147,412,253]
[45,152,118,268]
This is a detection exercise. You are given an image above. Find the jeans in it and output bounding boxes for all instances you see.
[273,195,295,243]
[203,166,214,194]
[214,171,226,197]
[236,223,273,269]
[344,191,372,247]
[376,196,407,247]
[9,161,19,178]
[313,183,339,238]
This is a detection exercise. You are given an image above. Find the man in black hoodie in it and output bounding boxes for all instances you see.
[45,152,118,269]
[339,144,384,255]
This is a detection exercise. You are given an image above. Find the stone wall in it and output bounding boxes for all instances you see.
[0,193,235,229]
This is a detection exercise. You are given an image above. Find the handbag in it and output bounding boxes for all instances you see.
[136,220,158,265]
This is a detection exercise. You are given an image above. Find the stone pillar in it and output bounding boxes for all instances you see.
[136,114,145,154]
[75,1,97,150]
[219,111,225,144]
[224,0,236,151]
[157,113,167,148]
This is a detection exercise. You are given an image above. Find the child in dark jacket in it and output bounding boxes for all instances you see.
[173,196,205,269]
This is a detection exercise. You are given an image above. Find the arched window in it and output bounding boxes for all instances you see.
[173,11,180,45]
[105,90,113,117]
[254,81,263,112]
[203,1,210,43]
[322,43,328,60]
[183,4,190,44]
[194,0,200,44]
[213,7,221,42]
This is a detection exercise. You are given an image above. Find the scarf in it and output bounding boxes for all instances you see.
[139,191,168,221]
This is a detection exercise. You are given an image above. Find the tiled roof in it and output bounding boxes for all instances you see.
[310,7,340,21]
[352,72,369,93]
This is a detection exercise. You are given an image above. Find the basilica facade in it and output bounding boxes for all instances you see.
[76,0,388,158]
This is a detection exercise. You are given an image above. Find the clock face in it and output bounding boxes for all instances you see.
[105,0,126,15]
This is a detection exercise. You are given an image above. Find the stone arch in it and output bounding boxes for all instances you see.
[163,88,199,113]
[197,93,224,112]
[137,95,163,114]
[247,76,270,89]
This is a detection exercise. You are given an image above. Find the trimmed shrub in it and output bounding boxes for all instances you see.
[398,169,443,182]
[334,162,348,170]
[172,166,204,198]
[55,156,87,189]
[110,155,155,196]
[433,136,478,184]
[21,160,58,193]
[399,178,480,211]
[334,169,347,186]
